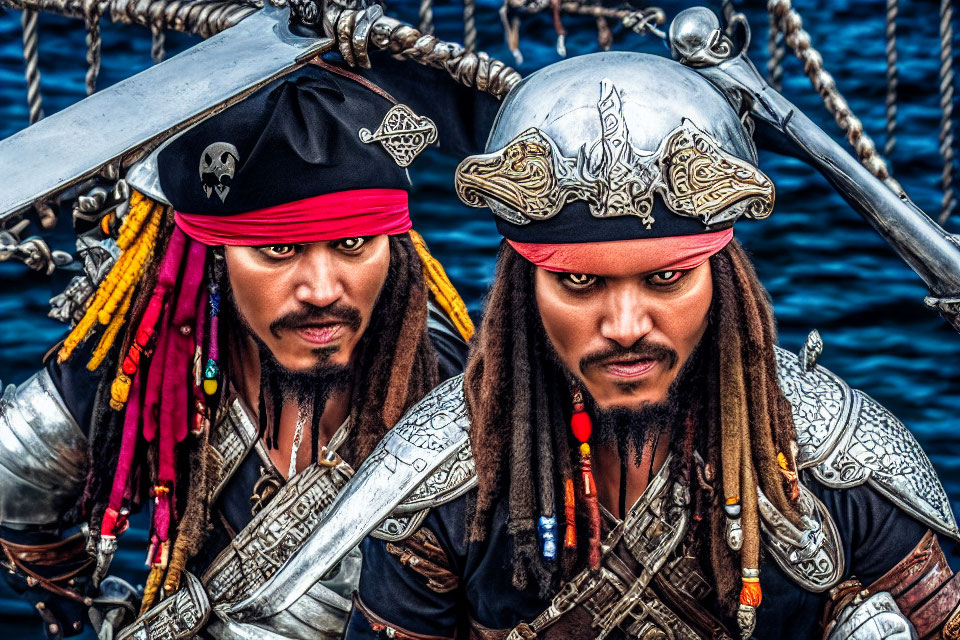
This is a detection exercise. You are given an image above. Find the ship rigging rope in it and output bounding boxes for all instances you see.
[768,0,904,198]
[938,0,956,224]
[464,0,477,53]
[767,11,784,91]
[883,0,897,157]
[419,0,434,35]
[20,8,44,123]
[83,0,105,94]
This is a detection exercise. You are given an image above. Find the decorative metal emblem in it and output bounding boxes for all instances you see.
[359,104,438,168]
[456,79,774,229]
[199,142,240,202]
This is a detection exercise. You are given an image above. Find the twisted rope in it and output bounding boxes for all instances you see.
[323,5,521,98]
[883,0,898,157]
[83,0,105,95]
[418,0,434,36]
[2,0,259,39]
[938,0,956,223]
[766,11,783,91]
[464,0,476,53]
[150,23,165,63]
[21,8,45,124]
[768,0,904,197]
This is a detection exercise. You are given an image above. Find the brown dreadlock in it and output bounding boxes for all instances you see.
[464,240,802,615]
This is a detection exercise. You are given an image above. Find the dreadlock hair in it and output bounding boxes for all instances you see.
[345,233,441,463]
[464,239,802,614]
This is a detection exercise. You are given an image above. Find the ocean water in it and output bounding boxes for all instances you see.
[1,0,958,635]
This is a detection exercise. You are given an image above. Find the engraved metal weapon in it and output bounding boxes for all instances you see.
[669,7,960,334]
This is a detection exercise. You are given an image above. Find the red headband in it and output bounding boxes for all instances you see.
[507,228,734,274]
[173,188,412,246]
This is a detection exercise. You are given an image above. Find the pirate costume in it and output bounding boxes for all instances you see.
[0,60,490,640]
[327,52,960,640]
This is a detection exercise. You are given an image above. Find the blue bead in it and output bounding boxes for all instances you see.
[538,515,558,561]
[204,358,219,379]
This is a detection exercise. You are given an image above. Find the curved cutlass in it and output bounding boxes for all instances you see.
[0,5,332,223]
[670,7,960,333]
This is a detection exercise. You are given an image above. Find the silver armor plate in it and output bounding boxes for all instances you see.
[775,344,960,542]
[824,591,917,640]
[757,481,844,592]
[0,369,88,527]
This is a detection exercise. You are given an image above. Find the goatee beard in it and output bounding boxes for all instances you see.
[257,341,351,410]
[582,341,705,466]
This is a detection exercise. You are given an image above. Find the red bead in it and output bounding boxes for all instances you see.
[570,410,592,443]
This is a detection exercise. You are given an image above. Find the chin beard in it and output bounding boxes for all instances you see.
[257,342,352,409]
[579,341,705,465]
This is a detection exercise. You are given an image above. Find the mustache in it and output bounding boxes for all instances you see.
[269,302,363,339]
[578,339,679,376]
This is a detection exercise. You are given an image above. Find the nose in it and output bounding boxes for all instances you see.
[293,247,345,308]
[599,282,653,348]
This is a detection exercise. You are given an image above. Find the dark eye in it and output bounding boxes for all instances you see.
[333,237,367,253]
[257,244,298,259]
[560,273,599,290]
[647,270,686,286]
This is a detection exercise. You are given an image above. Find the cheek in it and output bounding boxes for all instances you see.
[664,268,713,351]
[224,249,279,333]
[346,242,392,326]
[535,271,591,368]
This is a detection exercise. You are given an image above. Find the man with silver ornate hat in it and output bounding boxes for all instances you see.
[328,52,960,640]
[0,59,485,639]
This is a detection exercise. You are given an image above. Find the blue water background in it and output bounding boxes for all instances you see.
[1,0,959,635]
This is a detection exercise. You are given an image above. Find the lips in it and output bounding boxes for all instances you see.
[602,358,659,379]
[293,323,345,346]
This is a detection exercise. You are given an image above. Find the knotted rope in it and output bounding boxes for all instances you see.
[20,8,44,123]
[883,0,898,156]
[938,0,956,223]
[768,0,904,198]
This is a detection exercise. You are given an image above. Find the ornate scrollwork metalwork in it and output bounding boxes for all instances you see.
[359,103,438,168]
[757,483,844,592]
[456,79,773,229]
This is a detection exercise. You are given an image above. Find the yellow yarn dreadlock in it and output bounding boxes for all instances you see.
[57,190,164,367]
[409,230,474,342]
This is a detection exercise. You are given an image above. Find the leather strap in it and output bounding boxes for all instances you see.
[354,594,453,640]
[866,530,960,639]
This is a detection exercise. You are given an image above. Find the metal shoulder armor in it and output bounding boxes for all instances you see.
[0,369,88,527]
[775,334,960,542]
[372,376,477,541]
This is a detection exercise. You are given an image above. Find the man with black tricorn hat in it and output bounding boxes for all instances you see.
[337,52,960,640]
[0,59,489,639]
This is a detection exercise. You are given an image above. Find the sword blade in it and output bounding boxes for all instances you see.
[0,5,331,221]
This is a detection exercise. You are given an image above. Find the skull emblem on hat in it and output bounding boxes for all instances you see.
[199,142,240,202]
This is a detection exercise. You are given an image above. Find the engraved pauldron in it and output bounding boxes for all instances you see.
[769,341,960,593]
[775,344,959,542]
[0,369,89,527]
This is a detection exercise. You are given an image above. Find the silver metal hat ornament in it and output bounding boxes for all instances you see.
[455,52,774,230]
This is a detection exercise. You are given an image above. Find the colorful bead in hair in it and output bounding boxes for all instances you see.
[537,515,558,561]
[570,386,602,569]
[203,279,221,396]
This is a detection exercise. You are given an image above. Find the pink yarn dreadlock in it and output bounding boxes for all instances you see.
[99,228,215,604]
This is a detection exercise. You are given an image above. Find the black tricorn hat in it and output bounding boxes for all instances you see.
[158,63,433,215]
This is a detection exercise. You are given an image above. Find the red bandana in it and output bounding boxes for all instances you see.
[507,228,734,274]
[173,188,411,246]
